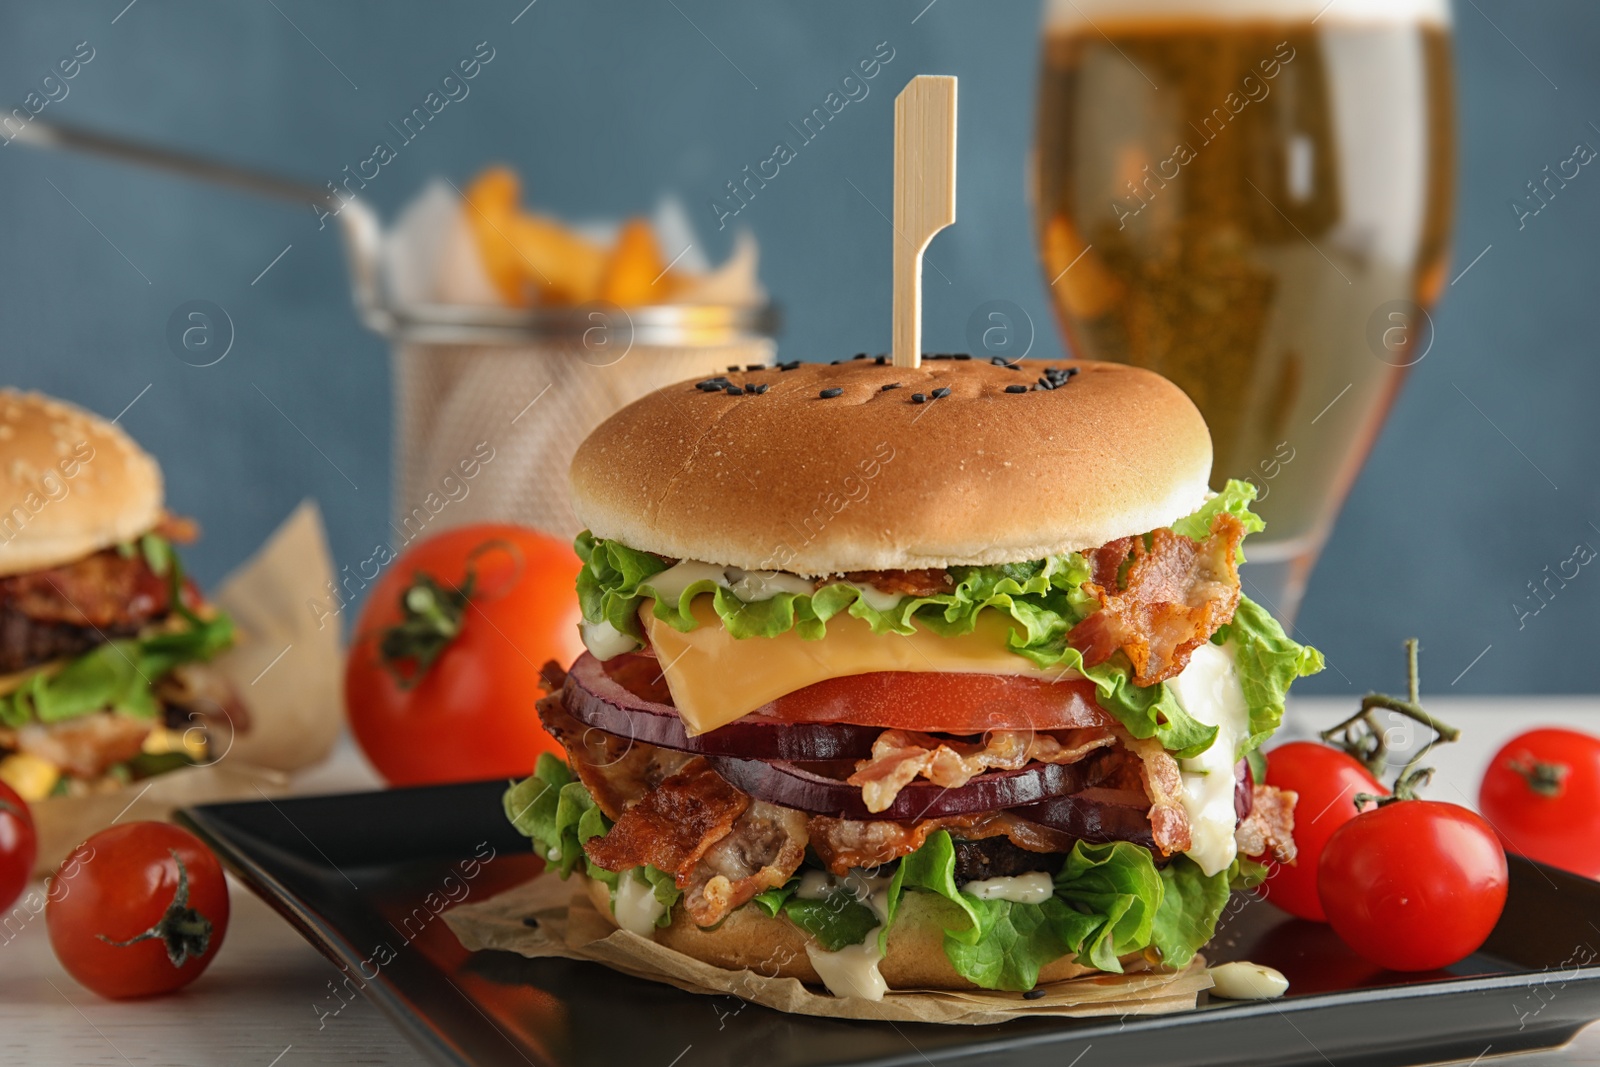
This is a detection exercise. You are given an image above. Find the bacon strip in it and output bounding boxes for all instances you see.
[1235,784,1297,865]
[846,727,1119,813]
[1124,734,1193,856]
[583,757,749,881]
[6,713,152,780]
[807,809,1082,875]
[681,800,809,925]
[1068,514,1245,686]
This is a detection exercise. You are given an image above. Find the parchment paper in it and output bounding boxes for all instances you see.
[446,872,1212,1025]
[27,500,342,873]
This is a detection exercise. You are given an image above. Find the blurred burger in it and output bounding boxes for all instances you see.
[506,358,1323,998]
[0,391,241,802]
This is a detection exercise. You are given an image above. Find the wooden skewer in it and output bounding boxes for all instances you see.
[891,75,957,371]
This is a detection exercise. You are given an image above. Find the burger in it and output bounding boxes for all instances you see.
[0,390,242,802]
[505,357,1322,998]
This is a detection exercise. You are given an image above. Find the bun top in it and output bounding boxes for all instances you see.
[570,359,1212,575]
[0,390,163,577]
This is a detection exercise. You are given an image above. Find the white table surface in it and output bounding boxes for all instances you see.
[3,697,1599,1066]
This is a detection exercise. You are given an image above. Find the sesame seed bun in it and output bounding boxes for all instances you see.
[0,390,163,577]
[569,359,1212,574]
[582,874,1095,990]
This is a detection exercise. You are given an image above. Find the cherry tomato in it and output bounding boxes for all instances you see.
[47,822,229,999]
[1253,741,1387,921]
[759,672,1107,733]
[346,524,584,785]
[1318,800,1508,971]
[0,780,37,912]
[1479,727,1600,878]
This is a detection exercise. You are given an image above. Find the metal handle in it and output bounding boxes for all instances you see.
[9,118,390,331]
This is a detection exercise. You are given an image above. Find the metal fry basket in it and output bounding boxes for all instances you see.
[378,305,777,539]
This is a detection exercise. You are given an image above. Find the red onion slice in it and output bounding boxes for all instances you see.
[563,653,882,760]
[704,753,1095,821]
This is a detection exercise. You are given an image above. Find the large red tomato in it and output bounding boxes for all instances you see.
[1254,741,1387,921]
[1479,727,1600,877]
[345,524,584,785]
[1318,800,1508,972]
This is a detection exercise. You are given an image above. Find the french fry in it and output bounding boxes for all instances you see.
[463,166,538,306]
[598,218,678,307]
[462,168,674,307]
[510,213,606,304]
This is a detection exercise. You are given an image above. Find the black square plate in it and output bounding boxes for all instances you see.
[176,780,1600,1067]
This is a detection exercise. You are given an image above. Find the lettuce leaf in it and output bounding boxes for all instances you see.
[752,880,798,918]
[1050,839,1165,972]
[782,892,881,952]
[882,830,1167,990]
[1149,854,1246,969]
[1214,597,1325,763]
[1168,478,1266,548]
[572,479,1320,762]
[503,753,604,878]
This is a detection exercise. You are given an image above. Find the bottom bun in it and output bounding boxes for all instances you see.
[584,875,1096,991]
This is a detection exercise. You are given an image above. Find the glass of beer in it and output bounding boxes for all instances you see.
[1033,0,1454,623]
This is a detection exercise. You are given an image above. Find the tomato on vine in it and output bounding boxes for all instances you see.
[1255,741,1386,921]
[1479,728,1600,878]
[1314,640,1509,972]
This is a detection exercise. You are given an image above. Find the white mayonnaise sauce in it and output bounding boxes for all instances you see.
[1209,961,1289,1000]
[580,618,639,661]
[801,871,894,1001]
[612,870,667,938]
[960,871,1055,905]
[1165,641,1252,877]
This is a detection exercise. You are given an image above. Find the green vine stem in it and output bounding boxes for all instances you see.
[1319,638,1460,804]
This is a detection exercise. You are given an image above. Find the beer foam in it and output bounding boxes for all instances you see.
[1045,0,1450,29]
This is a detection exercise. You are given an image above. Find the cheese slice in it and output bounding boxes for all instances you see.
[641,599,1068,735]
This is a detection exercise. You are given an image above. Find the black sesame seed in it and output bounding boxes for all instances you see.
[881,382,901,391]
[1005,384,1028,394]
[725,385,744,396]
[830,359,842,365]
[1037,378,1054,390]
[1022,988,1047,1000]
[1067,366,1080,377]
[746,364,767,371]
[779,360,801,371]
[752,383,769,394]
[521,916,541,928]
[932,387,951,399]
[911,393,927,403]
[727,365,741,372]
[953,353,971,361]
[820,387,844,399]
[990,357,1008,366]
[853,352,868,360]
[875,355,888,365]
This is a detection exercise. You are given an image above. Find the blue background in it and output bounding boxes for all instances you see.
[0,1,1592,697]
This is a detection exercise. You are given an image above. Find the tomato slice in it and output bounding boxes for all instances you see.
[750,671,1111,733]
